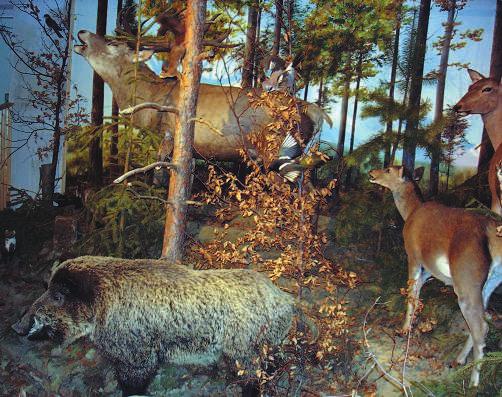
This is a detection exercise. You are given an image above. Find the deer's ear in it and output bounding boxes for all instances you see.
[397,166,404,178]
[467,69,485,83]
[413,167,425,181]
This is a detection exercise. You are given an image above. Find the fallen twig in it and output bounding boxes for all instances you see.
[360,297,412,396]
[113,161,176,184]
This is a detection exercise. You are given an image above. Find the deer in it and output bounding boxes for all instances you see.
[74,30,331,167]
[369,165,502,387]
[453,69,502,214]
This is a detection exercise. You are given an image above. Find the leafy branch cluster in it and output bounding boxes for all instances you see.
[185,91,361,393]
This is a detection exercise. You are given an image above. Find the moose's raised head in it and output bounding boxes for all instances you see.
[74,30,144,82]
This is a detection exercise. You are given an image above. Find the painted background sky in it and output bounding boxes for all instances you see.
[0,0,498,195]
[69,0,497,169]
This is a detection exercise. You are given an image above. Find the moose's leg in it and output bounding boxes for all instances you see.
[153,131,174,187]
[402,260,430,333]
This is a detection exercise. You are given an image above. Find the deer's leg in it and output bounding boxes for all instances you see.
[450,248,490,387]
[402,261,430,333]
[482,259,502,309]
[454,334,473,365]
[456,294,487,387]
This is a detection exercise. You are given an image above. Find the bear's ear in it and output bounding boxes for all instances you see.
[51,268,97,305]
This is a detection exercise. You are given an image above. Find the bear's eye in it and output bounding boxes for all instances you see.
[482,87,492,93]
[52,291,65,305]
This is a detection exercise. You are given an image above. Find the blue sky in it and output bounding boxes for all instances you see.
[2,0,495,193]
[69,0,497,169]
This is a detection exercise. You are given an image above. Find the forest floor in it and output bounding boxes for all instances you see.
[0,212,501,396]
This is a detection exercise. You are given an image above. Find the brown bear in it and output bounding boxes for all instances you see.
[12,256,296,396]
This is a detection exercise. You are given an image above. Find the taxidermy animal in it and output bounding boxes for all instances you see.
[453,69,502,214]
[269,133,325,183]
[369,165,502,387]
[12,256,299,396]
[44,14,63,38]
[73,30,332,163]
[1,229,16,264]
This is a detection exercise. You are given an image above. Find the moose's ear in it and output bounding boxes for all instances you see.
[413,167,425,181]
[467,69,485,83]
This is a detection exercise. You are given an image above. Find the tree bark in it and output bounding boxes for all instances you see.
[402,0,431,174]
[48,0,73,202]
[88,0,107,186]
[110,0,122,175]
[337,73,351,157]
[391,8,417,166]
[242,1,258,88]
[272,0,283,57]
[253,7,262,88]
[317,75,323,105]
[303,74,309,101]
[477,0,502,173]
[349,54,363,154]
[161,0,206,262]
[429,1,455,196]
[384,5,402,167]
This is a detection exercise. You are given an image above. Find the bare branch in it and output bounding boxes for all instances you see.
[113,161,177,184]
[120,102,179,115]
[190,117,225,136]
[127,187,204,206]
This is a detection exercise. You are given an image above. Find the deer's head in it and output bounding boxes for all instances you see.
[74,30,140,81]
[369,166,424,191]
[453,69,501,116]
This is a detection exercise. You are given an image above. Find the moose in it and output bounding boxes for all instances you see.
[454,69,502,214]
[74,30,331,166]
[369,165,502,387]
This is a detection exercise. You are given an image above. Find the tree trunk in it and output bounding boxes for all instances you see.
[253,7,262,88]
[286,0,294,55]
[337,73,351,157]
[110,0,122,175]
[384,5,402,167]
[303,74,309,101]
[477,0,502,173]
[242,1,258,88]
[349,54,363,154]
[88,0,107,186]
[391,8,417,165]
[317,75,323,105]
[402,0,431,174]
[47,0,73,202]
[272,0,283,57]
[429,1,455,196]
[161,0,206,263]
